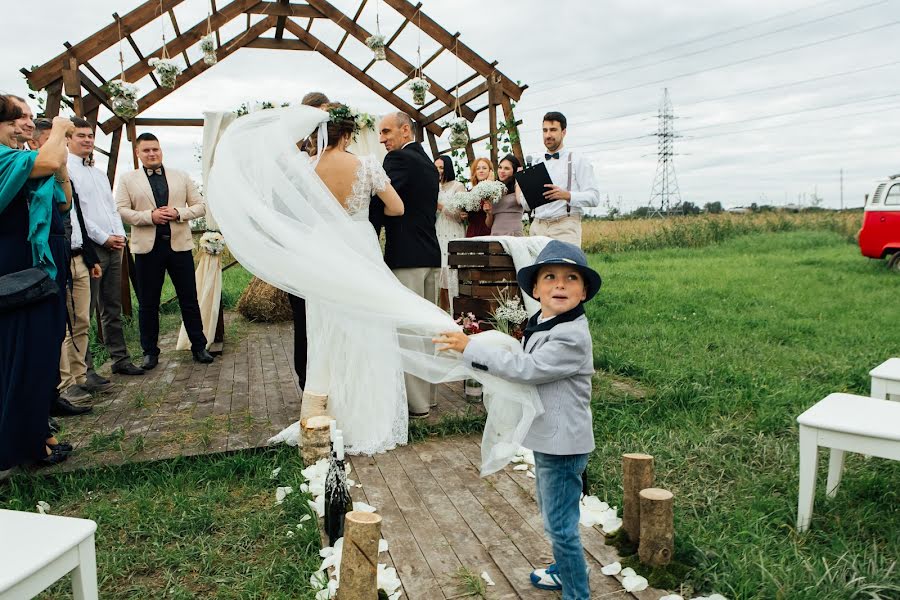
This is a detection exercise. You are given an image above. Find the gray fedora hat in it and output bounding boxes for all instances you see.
[516,240,602,302]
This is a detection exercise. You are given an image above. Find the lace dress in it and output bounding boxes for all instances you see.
[304,155,409,455]
[435,180,466,291]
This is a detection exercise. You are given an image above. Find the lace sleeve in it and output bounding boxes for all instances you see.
[367,156,391,195]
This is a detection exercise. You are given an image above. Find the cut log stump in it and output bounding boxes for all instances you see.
[622,453,654,543]
[638,487,674,568]
[301,414,333,466]
[337,511,383,600]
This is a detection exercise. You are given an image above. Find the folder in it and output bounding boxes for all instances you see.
[514,163,555,210]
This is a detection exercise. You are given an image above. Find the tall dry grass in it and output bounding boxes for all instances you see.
[581,211,862,254]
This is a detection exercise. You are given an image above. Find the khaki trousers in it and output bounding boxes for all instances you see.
[391,267,438,414]
[59,256,91,391]
[529,215,583,247]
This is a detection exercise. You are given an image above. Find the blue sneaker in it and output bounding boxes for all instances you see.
[530,563,563,591]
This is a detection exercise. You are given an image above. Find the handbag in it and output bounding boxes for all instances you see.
[0,267,58,313]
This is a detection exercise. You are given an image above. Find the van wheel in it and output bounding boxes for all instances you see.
[889,252,900,272]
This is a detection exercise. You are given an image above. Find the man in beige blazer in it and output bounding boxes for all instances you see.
[116,133,213,369]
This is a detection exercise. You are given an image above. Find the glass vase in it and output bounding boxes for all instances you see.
[412,88,426,105]
[372,45,386,61]
[449,128,469,150]
[464,378,483,403]
[112,95,138,119]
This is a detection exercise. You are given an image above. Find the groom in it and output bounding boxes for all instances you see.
[374,112,441,418]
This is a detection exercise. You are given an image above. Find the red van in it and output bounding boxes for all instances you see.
[859,174,900,271]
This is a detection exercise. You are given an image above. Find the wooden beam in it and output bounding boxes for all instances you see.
[283,19,445,136]
[99,16,276,134]
[303,0,474,121]
[126,120,139,169]
[426,129,439,157]
[488,76,499,167]
[245,37,312,50]
[421,81,488,127]
[44,80,63,118]
[384,2,420,47]
[168,10,192,68]
[246,1,322,17]
[274,0,289,39]
[382,0,525,101]
[28,0,187,90]
[335,0,367,54]
[134,118,205,126]
[106,126,123,185]
[211,0,222,47]
[121,24,161,88]
[501,94,524,164]
[421,37,453,70]
[64,42,107,85]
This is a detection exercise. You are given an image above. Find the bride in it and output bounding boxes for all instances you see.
[302,104,409,455]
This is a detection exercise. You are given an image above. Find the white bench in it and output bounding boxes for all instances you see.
[0,509,98,599]
[796,393,900,532]
[870,357,900,401]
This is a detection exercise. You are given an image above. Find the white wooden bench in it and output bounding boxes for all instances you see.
[0,509,98,599]
[796,393,900,532]
[870,357,900,401]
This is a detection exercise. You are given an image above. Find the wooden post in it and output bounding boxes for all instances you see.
[300,414,333,465]
[487,75,500,168]
[638,488,674,567]
[43,80,63,118]
[622,453,654,542]
[500,94,524,164]
[126,120,139,169]
[106,126,123,186]
[337,511,383,600]
[426,129,439,158]
[61,58,83,117]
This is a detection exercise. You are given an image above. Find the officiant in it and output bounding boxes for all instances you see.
[527,111,600,248]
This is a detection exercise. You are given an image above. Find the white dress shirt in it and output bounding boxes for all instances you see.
[530,147,600,220]
[67,154,126,246]
[69,200,83,250]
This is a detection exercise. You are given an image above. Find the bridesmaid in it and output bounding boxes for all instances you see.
[485,154,524,236]
[464,157,494,237]
[434,155,466,311]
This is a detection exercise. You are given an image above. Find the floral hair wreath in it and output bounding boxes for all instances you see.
[327,105,376,138]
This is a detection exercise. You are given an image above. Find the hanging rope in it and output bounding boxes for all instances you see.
[375,0,382,35]
[159,0,170,60]
[415,7,422,80]
[117,16,126,81]
[453,38,462,118]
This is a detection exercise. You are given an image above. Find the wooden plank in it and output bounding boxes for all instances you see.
[501,94,524,165]
[448,239,507,254]
[335,0,367,54]
[247,1,323,17]
[27,0,187,90]
[447,254,514,269]
[452,296,499,320]
[106,126,123,185]
[245,37,312,50]
[456,268,517,283]
[274,0,289,39]
[350,455,446,600]
[123,31,161,88]
[168,9,192,68]
[458,283,519,300]
[210,0,222,47]
[43,80,63,118]
[425,129,439,157]
[227,332,251,452]
[488,77,499,168]
[421,81,487,127]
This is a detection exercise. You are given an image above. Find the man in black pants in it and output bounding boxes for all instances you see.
[115,133,213,368]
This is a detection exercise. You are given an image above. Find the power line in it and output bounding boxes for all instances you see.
[528,0,844,86]
[528,0,888,96]
[519,19,900,115]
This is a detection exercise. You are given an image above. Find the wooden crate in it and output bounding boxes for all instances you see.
[449,240,522,322]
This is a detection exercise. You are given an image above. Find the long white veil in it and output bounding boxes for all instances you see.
[206,105,542,475]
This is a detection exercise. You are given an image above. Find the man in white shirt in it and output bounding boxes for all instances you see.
[528,111,600,247]
[67,117,144,376]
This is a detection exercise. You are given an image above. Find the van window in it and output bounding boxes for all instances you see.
[886,185,900,206]
[871,183,886,204]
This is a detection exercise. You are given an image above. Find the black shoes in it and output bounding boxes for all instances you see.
[192,349,214,364]
[141,354,159,370]
[112,362,145,376]
[50,397,93,417]
[38,446,69,466]
[84,372,115,393]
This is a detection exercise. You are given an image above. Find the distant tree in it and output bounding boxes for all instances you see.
[680,201,701,215]
[632,206,651,218]
[704,201,723,214]
[750,202,759,212]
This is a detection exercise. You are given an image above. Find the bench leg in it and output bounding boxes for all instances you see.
[870,378,887,400]
[72,534,98,600]
[797,425,818,533]
[825,449,845,497]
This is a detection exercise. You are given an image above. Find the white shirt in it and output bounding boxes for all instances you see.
[67,154,126,245]
[530,147,600,220]
[69,200,83,250]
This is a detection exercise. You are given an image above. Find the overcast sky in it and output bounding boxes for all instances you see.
[2,0,899,212]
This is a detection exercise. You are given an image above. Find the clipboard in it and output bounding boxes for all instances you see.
[514,163,554,210]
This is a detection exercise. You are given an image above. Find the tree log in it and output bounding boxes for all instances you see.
[301,391,329,422]
[622,453,654,543]
[301,414,333,466]
[337,511,382,600]
[638,488,674,567]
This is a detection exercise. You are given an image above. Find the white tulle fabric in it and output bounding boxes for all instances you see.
[206,105,543,474]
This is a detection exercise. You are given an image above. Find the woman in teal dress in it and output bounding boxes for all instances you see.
[0,97,74,471]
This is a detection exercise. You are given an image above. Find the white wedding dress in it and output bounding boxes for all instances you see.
[304,155,408,455]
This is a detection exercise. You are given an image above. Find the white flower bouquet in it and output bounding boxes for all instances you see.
[489,290,528,339]
[365,34,386,60]
[445,191,481,213]
[407,76,430,105]
[149,57,182,88]
[471,180,507,204]
[199,231,225,255]
[199,33,217,65]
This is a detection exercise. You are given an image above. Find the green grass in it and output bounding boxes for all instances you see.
[1,447,324,599]
[583,230,899,599]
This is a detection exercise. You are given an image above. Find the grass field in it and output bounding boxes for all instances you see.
[583,230,899,599]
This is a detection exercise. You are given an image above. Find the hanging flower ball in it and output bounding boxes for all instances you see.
[199,33,217,66]
[406,77,430,106]
[365,34,386,61]
[149,57,182,89]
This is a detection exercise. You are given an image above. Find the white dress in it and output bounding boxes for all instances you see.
[304,155,409,455]
[435,180,467,293]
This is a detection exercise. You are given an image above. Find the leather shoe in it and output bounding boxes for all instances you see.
[192,349,214,364]
[38,447,69,466]
[50,442,73,453]
[83,377,115,393]
[60,384,91,404]
[141,354,159,370]
[111,362,145,376]
[50,397,93,417]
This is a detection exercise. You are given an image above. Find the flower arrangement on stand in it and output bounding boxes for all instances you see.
[199,231,225,256]
[455,313,484,403]
[354,110,376,133]
[149,57,181,88]
[444,116,470,149]
[488,289,529,340]
[103,79,140,120]
[407,76,430,106]
[365,34,386,60]
[199,33,217,65]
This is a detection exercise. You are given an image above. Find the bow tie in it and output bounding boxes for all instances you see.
[146,167,163,176]
[545,152,560,160]
[82,157,93,167]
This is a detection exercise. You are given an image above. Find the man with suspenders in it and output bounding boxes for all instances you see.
[528,111,600,248]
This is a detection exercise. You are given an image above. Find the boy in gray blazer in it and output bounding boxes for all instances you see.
[435,240,600,600]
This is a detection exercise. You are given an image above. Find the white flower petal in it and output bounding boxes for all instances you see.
[310,571,328,590]
[600,562,622,576]
[353,501,377,513]
[270,467,281,479]
[526,470,536,479]
[659,595,684,600]
[601,517,623,535]
[481,571,495,586]
[286,530,295,538]
[513,464,529,471]
[319,546,334,559]
[378,539,389,553]
[275,486,293,505]
[298,514,312,524]
[300,483,310,493]
[309,496,325,518]
[621,567,637,578]
[622,574,648,592]
[36,501,51,515]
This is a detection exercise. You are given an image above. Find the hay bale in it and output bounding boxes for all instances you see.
[236,276,294,322]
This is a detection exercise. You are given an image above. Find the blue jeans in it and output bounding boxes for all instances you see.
[534,451,591,600]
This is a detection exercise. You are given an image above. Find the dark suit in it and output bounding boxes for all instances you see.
[371,142,441,269]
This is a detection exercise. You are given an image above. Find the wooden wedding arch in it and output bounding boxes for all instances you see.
[22,0,528,186]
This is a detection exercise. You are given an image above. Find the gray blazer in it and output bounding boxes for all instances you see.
[463,314,595,455]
